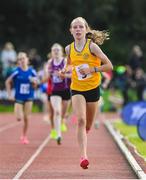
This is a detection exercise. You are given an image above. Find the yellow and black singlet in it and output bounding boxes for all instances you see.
[69,39,101,91]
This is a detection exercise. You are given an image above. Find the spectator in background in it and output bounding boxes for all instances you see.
[122,65,134,105]
[0,42,17,78]
[28,48,42,71]
[112,65,134,106]
[135,68,146,101]
[128,45,143,79]
[128,45,146,101]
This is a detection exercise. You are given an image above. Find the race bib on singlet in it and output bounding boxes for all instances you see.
[52,75,63,83]
[75,64,92,80]
[20,84,30,94]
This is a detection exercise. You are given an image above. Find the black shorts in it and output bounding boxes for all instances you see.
[71,86,100,102]
[51,89,71,100]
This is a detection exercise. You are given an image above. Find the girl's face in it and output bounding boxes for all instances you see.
[17,53,28,67]
[70,20,87,40]
[51,45,63,59]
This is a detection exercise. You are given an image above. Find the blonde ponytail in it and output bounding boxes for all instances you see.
[86,30,109,45]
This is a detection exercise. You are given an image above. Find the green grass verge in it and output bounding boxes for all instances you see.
[114,120,146,159]
[0,104,41,113]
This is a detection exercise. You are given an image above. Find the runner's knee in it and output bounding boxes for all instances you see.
[54,109,61,117]
[78,117,86,127]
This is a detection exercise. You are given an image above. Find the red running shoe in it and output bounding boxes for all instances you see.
[86,128,90,134]
[80,157,89,169]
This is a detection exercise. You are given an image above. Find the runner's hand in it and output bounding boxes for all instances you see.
[58,70,65,79]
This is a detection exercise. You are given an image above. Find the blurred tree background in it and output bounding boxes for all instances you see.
[0,0,146,64]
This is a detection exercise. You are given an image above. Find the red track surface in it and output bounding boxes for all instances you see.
[0,113,137,179]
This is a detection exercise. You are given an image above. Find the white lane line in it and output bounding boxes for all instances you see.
[0,122,19,133]
[13,135,50,180]
[104,120,146,179]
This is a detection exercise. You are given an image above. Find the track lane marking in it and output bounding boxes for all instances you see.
[13,135,50,179]
[0,122,19,133]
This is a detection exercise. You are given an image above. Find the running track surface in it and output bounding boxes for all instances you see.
[0,113,137,179]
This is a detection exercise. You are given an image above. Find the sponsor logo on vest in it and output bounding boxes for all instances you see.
[76,53,82,56]
[83,53,89,59]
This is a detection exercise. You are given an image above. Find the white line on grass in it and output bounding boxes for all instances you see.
[104,120,146,179]
[13,135,50,180]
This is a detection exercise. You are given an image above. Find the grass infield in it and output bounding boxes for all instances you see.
[114,120,146,160]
